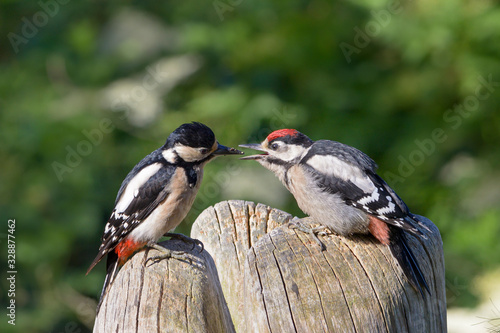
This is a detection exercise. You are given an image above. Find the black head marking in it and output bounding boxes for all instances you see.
[165,122,216,149]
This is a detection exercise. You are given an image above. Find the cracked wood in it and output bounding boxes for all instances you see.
[93,200,446,332]
[192,200,446,333]
[92,239,234,333]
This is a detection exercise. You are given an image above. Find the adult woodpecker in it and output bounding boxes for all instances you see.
[240,129,429,295]
[87,122,242,310]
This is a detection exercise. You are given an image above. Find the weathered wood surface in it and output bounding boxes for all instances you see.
[191,200,447,333]
[190,200,294,332]
[94,200,446,332]
[93,239,235,333]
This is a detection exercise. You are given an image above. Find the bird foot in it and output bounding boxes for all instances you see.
[288,218,330,251]
[163,232,204,252]
[145,242,193,265]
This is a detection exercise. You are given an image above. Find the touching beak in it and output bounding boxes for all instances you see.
[239,143,268,160]
[212,143,244,156]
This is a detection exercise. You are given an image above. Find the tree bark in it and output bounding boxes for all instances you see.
[94,200,446,332]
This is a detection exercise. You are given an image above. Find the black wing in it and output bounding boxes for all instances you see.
[302,141,421,234]
[87,161,175,273]
[311,167,421,234]
[114,149,162,205]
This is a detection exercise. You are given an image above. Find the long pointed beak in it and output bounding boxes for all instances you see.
[212,143,244,156]
[239,143,268,160]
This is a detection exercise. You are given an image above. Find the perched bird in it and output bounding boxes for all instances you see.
[87,122,242,310]
[240,129,429,295]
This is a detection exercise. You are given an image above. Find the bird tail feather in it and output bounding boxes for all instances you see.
[389,226,430,296]
[96,251,120,313]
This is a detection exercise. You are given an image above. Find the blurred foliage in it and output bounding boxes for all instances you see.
[1,0,500,332]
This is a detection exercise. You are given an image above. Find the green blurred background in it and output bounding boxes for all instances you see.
[1,0,500,332]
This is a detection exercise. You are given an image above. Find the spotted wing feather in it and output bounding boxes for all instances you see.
[302,140,421,235]
[87,162,175,274]
[349,173,422,234]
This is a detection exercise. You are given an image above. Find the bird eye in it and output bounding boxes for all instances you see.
[200,148,209,155]
[270,143,279,150]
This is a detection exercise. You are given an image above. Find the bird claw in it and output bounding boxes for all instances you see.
[163,232,204,252]
[145,242,193,265]
[288,219,329,251]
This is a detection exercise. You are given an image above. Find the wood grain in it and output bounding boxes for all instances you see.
[93,239,235,333]
[192,200,446,333]
[94,200,446,332]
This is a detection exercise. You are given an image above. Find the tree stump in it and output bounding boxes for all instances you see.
[94,200,446,332]
[93,239,235,333]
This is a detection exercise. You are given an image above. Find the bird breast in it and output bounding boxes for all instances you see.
[286,165,370,235]
[128,167,203,242]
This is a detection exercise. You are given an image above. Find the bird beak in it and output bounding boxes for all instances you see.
[239,143,268,160]
[212,143,244,156]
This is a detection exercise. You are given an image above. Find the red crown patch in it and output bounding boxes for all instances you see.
[267,129,299,142]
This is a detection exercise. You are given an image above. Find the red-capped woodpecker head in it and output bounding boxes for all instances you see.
[240,129,313,168]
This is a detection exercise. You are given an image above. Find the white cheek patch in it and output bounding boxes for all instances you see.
[115,163,162,213]
[272,144,307,162]
[175,144,203,162]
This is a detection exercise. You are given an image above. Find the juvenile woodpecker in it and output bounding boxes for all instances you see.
[87,122,242,310]
[240,129,429,295]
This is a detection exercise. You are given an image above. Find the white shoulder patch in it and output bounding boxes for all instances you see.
[306,155,355,177]
[306,155,375,192]
[115,163,163,213]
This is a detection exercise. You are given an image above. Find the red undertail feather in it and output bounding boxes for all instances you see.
[368,216,390,245]
[267,129,299,142]
[115,239,146,265]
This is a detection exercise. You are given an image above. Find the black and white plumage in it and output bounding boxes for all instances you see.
[240,129,429,295]
[87,122,242,310]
